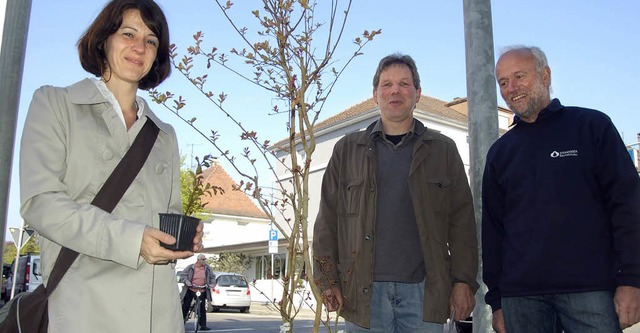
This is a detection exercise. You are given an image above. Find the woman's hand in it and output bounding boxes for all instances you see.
[140,226,192,264]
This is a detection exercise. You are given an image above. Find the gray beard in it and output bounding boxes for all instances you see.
[511,84,549,121]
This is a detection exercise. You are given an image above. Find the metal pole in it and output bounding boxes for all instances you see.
[0,0,33,261]
[10,224,25,299]
[463,0,499,331]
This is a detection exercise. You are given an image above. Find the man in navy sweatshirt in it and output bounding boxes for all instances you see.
[482,45,640,333]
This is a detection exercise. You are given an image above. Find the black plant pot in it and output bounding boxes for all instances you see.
[455,317,473,333]
[158,213,200,251]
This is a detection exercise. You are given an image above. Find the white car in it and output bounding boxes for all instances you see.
[9,254,42,294]
[208,272,251,313]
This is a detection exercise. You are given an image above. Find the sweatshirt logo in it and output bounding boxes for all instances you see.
[550,150,578,158]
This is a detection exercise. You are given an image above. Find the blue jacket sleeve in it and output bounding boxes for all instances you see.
[594,118,640,288]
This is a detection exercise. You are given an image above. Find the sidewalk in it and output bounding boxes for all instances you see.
[244,304,640,332]
[249,302,322,320]
[625,324,640,333]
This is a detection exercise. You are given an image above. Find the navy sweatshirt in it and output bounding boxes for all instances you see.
[482,99,640,311]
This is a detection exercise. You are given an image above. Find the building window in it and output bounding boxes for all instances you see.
[255,254,286,279]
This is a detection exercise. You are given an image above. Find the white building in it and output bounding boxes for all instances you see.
[272,96,511,246]
[179,159,289,303]
[627,133,640,175]
[191,95,510,304]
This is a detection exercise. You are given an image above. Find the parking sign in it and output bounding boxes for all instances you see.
[268,230,278,254]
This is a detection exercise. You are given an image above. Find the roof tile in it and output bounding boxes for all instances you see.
[198,161,269,219]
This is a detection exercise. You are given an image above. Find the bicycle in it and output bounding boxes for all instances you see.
[183,284,207,332]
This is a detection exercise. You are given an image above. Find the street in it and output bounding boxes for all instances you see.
[184,309,345,333]
[184,309,640,333]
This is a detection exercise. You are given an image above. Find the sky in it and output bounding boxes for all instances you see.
[2,0,639,239]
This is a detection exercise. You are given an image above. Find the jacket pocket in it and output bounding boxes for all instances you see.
[427,178,451,189]
[339,179,364,217]
[427,178,451,212]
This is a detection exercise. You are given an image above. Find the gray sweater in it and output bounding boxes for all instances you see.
[372,123,425,283]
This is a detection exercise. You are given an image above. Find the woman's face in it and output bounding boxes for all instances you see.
[103,9,158,88]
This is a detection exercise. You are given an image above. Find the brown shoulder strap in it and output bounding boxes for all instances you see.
[45,119,160,294]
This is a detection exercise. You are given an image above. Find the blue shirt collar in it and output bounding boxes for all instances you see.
[512,98,563,125]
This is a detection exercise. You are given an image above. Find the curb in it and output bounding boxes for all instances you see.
[249,302,318,319]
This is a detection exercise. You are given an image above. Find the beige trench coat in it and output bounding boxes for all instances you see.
[20,79,184,333]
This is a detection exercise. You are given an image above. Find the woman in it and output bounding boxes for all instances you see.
[19,1,202,332]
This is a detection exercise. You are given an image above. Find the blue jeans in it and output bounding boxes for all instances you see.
[345,280,444,333]
[502,291,622,333]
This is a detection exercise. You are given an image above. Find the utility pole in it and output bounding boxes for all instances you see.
[186,143,206,170]
[0,0,32,254]
[463,0,498,331]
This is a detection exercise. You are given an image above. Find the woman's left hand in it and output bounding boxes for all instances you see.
[140,226,192,264]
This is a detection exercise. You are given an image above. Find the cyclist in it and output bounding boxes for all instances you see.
[180,254,216,331]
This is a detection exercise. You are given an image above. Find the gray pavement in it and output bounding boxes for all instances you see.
[249,302,322,320]
[224,303,640,332]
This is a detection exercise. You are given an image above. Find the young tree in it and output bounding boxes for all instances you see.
[181,154,224,217]
[151,1,378,331]
[3,237,39,264]
[209,252,253,274]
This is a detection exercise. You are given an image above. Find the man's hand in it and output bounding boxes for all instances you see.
[140,226,193,264]
[321,286,344,312]
[615,285,640,329]
[192,220,205,253]
[449,282,475,321]
[492,309,507,333]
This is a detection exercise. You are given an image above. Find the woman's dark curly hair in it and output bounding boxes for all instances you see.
[77,0,171,90]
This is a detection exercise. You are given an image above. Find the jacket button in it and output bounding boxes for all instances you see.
[102,149,114,161]
[369,188,374,192]
[362,287,369,294]
[155,162,168,174]
[365,236,371,241]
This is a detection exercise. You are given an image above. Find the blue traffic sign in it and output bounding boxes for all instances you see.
[269,230,278,241]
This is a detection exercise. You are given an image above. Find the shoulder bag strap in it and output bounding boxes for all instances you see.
[45,119,160,295]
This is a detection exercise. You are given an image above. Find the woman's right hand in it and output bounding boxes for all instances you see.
[140,226,193,264]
